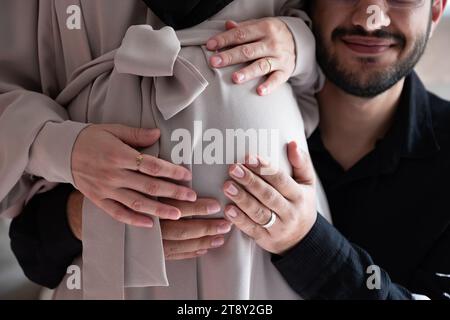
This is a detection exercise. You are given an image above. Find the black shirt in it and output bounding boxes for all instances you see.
[9,72,450,299]
[273,72,450,300]
[9,183,81,289]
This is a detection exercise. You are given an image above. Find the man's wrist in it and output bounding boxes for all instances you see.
[276,211,319,257]
[271,214,349,298]
[67,191,83,241]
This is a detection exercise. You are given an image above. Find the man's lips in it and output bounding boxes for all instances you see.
[341,36,397,55]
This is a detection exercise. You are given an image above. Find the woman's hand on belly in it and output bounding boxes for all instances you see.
[206,18,295,96]
[71,124,197,227]
[222,141,318,256]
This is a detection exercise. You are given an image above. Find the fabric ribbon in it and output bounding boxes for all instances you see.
[115,25,209,120]
[56,22,226,299]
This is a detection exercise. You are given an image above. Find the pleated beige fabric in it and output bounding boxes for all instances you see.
[0,0,331,299]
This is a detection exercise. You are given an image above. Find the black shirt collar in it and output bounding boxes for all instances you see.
[309,72,441,184]
[387,72,440,159]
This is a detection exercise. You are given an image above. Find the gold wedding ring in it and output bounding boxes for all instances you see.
[136,153,144,170]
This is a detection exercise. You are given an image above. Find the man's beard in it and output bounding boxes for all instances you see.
[314,24,431,98]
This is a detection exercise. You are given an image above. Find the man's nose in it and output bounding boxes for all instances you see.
[351,0,391,31]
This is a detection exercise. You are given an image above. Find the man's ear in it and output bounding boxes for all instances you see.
[429,0,447,37]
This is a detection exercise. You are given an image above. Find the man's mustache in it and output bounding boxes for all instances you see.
[332,26,406,48]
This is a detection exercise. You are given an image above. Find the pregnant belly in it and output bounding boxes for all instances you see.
[149,61,306,300]
[156,59,307,217]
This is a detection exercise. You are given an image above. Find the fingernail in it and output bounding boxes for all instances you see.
[231,165,245,178]
[145,128,159,136]
[210,55,223,67]
[247,155,259,167]
[186,191,197,201]
[211,237,225,247]
[225,183,239,196]
[196,249,208,255]
[258,86,268,96]
[169,208,181,219]
[207,39,218,50]
[234,72,245,83]
[207,202,221,214]
[258,156,270,166]
[226,207,238,218]
[217,223,232,234]
[143,220,154,228]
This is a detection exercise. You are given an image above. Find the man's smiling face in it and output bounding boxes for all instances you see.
[309,0,436,97]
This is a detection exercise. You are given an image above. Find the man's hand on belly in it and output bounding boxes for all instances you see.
[67,192,231,261]
[159,198,232,260]
[223,142,318,255]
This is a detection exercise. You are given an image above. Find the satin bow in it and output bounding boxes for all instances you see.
[115,25,209,120]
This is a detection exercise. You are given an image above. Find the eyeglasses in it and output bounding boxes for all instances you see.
[326,0,426,9]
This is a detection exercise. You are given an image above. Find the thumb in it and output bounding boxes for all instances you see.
[287,141,315,185]
[105,124,161,148]
[225,19,258,30]
[225,20,239,30]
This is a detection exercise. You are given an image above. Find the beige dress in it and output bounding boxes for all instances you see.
[0,0,331,299]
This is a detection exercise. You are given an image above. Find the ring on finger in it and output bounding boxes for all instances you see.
[261,211,277,229]
[136,153,144,171]
[266,58,273,74]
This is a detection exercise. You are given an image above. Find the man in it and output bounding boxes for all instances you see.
[9,0,450,299]
[287,0,450,299]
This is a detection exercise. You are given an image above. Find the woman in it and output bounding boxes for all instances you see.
[1,0,330,299]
